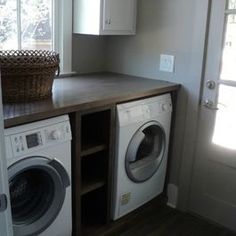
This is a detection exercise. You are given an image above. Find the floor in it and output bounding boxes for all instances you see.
[104,197,236,236]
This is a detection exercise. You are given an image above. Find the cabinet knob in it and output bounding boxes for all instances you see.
[105,18,111,25]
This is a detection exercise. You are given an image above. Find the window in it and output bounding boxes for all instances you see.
[0,0,53,50]
[0,0,72,73]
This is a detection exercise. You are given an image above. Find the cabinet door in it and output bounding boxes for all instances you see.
[73,0,101,35]
[102,0,136,34]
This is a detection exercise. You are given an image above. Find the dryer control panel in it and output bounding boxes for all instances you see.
[117,94,172,127]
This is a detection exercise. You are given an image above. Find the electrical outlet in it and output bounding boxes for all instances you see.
[159,54,175,73]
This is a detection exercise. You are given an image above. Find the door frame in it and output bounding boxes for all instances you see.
[177,0,212,210]
[0,75,13,236]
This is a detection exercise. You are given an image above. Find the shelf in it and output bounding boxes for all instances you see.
[81,144,107,157]
[77,109,112,235]
[81,188,107,235]
[81,223,105,236]
[81,178,106,196]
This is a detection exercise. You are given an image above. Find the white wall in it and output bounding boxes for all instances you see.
[105,0,193,187]
[105,0,209,209]
[72,0,210,209]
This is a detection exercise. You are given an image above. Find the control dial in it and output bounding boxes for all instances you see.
[162,103,170,111]
[51,130,61,140]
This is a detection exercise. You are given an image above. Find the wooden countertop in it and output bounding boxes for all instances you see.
[3,72,180,128]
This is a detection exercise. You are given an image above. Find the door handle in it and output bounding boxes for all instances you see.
[202,99,219,110]
[0,194,7,212]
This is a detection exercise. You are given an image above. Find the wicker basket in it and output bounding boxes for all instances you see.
[0,50,60,103]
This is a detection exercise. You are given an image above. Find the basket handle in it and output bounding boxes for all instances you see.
[56,65,60,77]
[56,53,60,77]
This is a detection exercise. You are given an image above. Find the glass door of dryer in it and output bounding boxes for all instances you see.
[125,121,166,183]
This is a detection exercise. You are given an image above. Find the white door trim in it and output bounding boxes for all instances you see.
[177,0,211,211]
[0,76,13,236]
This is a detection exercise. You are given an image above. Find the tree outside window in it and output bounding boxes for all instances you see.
[0,0,53,50]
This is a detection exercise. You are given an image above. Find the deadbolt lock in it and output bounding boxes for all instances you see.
[206,80,216,90]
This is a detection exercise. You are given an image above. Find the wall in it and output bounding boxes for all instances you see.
[72,34,107,73]
[72,0,209,209]
[105,0,192,186]
[105,0,209,209]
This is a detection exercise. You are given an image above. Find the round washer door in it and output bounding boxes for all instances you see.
[8,156,70,236]
[125,121,166,183]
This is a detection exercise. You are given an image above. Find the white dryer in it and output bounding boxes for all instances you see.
[4,115,72,236]
[112,94,172,220]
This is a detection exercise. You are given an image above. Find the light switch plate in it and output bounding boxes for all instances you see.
[159,54,175,73]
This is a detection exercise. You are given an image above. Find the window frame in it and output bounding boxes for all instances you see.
[0,0,72,74]
[54,0,72,74]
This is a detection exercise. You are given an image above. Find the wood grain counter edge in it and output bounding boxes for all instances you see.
[4,73,180,128]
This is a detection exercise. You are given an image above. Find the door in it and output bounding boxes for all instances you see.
[0,77,13,236]
[189,0,236,231]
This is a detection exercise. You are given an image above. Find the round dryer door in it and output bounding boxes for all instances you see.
[8,156,70,236]
[125,121,166,183]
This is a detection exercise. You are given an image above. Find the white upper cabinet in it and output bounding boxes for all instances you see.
[73,0,137,35]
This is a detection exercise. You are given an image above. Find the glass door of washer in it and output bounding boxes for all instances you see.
[8,156,70,236]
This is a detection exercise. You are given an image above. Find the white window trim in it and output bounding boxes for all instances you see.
[16,0,21,49]
[54,0,73,74]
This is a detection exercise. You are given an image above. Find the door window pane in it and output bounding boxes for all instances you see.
[21,0,53,50]
[0,0,18,50]
[213,85,236,149]
[228,0,236,9]
[220,14,236,81]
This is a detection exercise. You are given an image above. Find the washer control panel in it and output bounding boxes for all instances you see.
[5,115,72,158]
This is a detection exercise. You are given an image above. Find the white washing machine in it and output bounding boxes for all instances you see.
[4,115,72,236]
[112,94,172,220]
